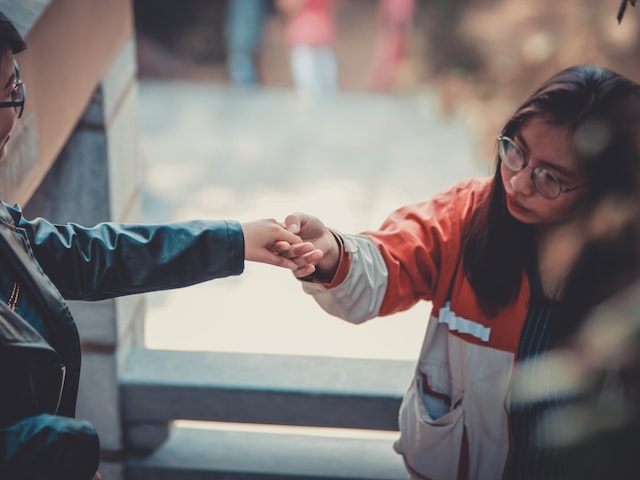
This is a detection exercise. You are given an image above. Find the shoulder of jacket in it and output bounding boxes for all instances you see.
[430,176,492,217]
[447,176,493,197]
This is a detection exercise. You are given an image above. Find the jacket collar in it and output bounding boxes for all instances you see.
[0,204,72,322]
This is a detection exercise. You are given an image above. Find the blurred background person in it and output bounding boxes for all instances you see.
[224,0,273,87]
[276,0,338,100]
[368,0,416,91]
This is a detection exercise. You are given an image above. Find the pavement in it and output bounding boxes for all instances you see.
[137,81,488,361]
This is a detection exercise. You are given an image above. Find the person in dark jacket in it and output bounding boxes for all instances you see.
[0,12,318,480]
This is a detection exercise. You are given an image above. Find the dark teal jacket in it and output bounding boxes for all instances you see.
[0,203,245,478]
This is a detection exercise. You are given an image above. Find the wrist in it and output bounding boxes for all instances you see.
[315,230,341,280]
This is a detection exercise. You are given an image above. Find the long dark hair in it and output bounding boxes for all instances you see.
[554,89,640,343]
[0,12,26,56]
[539,84,640,480]
[463,65,640,316]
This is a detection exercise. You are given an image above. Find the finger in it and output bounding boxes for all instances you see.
[293,248,324,268]
[293,263,316,278]
[289,242,316,256]
[275,224,302,245]
[278,241,316,258]
[285,231,303,244]
[285,213,301,233]
[261,252,299,270]
[272,240,292,253]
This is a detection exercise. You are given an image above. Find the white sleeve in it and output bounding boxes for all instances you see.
[301,233,388,324]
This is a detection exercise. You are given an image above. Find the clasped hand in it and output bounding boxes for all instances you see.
[242,214,339,279]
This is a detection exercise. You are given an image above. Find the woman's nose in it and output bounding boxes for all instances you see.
[510,167,535,195]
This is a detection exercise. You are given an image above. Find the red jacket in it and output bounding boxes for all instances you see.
[303,177,531,479]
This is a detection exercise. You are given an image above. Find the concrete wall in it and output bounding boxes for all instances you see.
[0,0,133,205]
[25,38,143,479]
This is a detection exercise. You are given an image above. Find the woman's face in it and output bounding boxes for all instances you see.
[501,116,586,227]
[0,49,18,161]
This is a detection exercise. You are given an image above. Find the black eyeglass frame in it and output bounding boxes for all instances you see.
[0,61,25,119]
[497,134,583,200]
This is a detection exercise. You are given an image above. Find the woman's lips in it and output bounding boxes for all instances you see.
[506,195,530,215]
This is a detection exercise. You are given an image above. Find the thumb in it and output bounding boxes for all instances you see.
[284,213,301,234]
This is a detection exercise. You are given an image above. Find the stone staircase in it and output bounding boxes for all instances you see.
[121,348,414,479]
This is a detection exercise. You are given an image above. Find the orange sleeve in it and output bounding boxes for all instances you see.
[366,178,488,316]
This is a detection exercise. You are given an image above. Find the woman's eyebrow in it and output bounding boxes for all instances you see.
[514,132,529,152]
[544,162,575,178]
[514,132,577,178]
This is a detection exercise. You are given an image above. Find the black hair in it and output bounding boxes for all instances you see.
[0,12,27,57]
[536,89,640,477]
[554,91,640,343]
[462,65,640,316]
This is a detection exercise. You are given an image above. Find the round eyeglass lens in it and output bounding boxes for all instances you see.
[532,168,561,199]
[499,137,525,171]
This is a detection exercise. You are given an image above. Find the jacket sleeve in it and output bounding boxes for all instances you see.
[8,206,245,300]
[302,181,473,323]
[302,232,390,324]
[366,186,460,316]
[0,414,99,480]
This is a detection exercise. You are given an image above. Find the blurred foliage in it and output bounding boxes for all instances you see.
[413,0,640,157]
[509,86,640,478]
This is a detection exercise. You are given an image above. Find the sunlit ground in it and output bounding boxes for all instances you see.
[138,82,487,361]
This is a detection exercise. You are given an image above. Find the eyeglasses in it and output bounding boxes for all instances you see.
[497,135,583,200]
[0,61,25,118]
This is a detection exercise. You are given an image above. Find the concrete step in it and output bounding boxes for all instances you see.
[121,348,414,451]
[125,423,408,480]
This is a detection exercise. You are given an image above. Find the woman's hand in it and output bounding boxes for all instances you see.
[284,213,340,279]
[240,218,319,271]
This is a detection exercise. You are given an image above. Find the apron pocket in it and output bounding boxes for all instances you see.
[394,370,464,480]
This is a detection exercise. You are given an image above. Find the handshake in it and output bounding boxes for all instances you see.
[241,212,340,281]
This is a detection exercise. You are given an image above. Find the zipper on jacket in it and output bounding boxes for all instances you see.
[54,364,66,415]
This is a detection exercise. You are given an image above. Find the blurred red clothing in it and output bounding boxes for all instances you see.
[370,0,416,89]
[379,0,415,24]
[281,0,337,48]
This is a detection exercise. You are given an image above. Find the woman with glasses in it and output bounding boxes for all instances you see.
[0,11,316,480]
[282,65,640,479]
